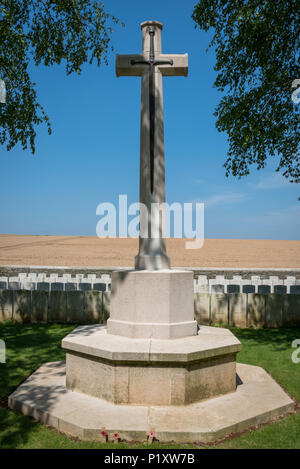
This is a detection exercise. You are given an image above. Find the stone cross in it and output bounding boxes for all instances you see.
[116,21,188,270]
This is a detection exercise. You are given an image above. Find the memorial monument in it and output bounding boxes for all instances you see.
[9,22,293,443]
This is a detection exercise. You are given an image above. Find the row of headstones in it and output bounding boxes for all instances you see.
[1,273,300,294]
[0,273,111,292]
[194,275,300,294]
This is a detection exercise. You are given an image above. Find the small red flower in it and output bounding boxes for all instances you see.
[148,431,155,439]
[113,432,120,441]
[101,430,107,437]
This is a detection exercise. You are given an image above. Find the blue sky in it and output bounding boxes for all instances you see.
[1,0,299,240]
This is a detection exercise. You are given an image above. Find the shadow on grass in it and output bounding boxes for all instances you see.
[0,322,75,399]
[230,327,300,351]
[0,323,77,448]
[0,322,299,448]
[0,406,38,448]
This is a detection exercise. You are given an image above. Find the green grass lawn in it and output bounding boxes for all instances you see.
[0,323,299,449]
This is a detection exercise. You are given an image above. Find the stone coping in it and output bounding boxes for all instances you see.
[1,264,300,272]
[1,265,300,281]
[8,361,294,443]
[111,268,192,274]
[62,325,241,364]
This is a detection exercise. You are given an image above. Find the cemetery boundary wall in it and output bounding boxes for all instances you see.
[1,266,300,295]
[0,289,299,328]
[1,265,300,279]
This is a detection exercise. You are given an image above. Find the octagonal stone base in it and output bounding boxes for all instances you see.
[62,325,241,406]
[8,361,294,443]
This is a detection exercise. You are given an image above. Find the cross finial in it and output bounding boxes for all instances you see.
[141,21,163,56]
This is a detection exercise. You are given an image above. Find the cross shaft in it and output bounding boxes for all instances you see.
[131,27,173,193]
[115,21,188,270]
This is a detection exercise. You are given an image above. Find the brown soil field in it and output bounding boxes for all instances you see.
[0,234,299,268]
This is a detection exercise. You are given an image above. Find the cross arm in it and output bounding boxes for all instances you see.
[156,53,188,77]
[116,54,146,77]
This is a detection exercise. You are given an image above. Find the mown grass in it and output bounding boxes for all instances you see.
[0,323,299,449]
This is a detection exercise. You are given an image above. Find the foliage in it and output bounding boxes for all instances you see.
[0,1,122,152]
[192,0,300,186]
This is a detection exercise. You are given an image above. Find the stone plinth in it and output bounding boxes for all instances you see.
[107,269,198,339]
[62,325,241,406]
[8,361,294,443]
